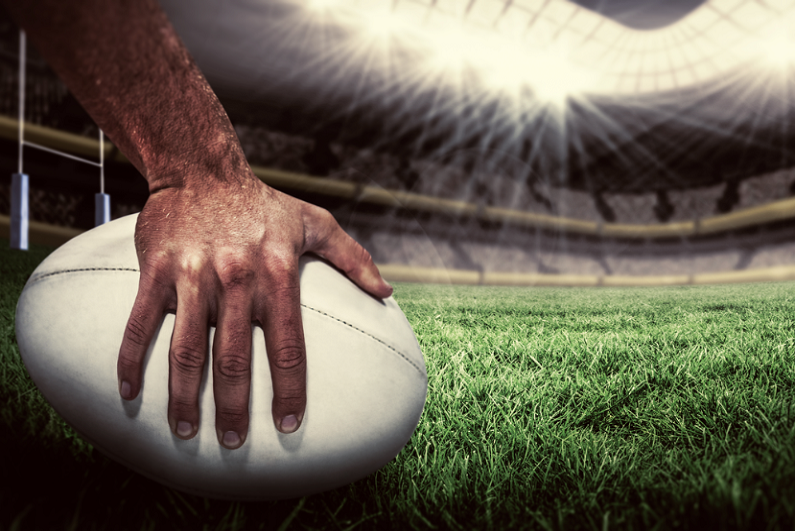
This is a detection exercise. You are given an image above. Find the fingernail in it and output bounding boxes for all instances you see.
[176,421,193,438]
[222,431,241,448]
[280,415,299,434]
[120,380,132,400]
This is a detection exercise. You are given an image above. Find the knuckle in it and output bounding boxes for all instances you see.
[216,256,255,290]
[261,262,300,299]
[140,253,172,283]
[123,315,150,348]
[264,251,296,278]
[343,244,374,277]
[303,207,337,248]
[179,252,207,277]
[215,355,251,383]
[171,345,206,374]
[355,245,375,268]
[310,206,335,227]
[271,343,305,371]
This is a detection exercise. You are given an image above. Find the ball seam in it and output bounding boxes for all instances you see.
[28,267,140,283]
[301,304,426,378]
[25,268,426,378]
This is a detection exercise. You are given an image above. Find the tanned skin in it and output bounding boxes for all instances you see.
[4,0,393,449]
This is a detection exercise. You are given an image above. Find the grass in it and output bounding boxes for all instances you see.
[2,237,795,530]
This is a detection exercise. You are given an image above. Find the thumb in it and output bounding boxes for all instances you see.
[304,209,393,299]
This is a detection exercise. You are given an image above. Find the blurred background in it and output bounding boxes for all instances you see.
[3,0,795,285]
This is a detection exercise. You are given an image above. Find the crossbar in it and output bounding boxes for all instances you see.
[23,140,104,167]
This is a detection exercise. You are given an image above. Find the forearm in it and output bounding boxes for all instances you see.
[2,0,247,193]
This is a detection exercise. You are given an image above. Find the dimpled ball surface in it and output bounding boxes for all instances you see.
[15,214,427,500]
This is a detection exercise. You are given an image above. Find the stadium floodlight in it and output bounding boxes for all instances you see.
[292,0,791,102]
[297,0,599,106]
[481,41,595,107]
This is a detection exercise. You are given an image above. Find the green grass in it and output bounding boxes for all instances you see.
[2,238,795,530]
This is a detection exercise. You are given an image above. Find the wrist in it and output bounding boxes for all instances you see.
[4,0,251,194]
[143,124,253,194]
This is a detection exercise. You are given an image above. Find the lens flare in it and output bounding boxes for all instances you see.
[755,18,795,70]
[304,0,342,12]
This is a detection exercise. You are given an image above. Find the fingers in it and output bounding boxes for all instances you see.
[212,257,255,449]
[118,266,171,401]
[257,256,307,435]
[124,248,308,448]
[307,208,393,299]
[167,279,209,440]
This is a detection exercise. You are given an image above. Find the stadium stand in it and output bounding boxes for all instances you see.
[3,116,795,286]
[3,0,795,286]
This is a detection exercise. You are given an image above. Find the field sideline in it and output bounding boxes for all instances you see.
[2,240,794,530]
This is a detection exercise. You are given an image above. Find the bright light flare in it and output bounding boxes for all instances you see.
[424,23,471,76]
[421,23,594,108]
[303,0,343,12]
[358,6,411,47]
[303,0,596,106]
[755,19,795,70]
[295,0,794,97]
[527,51,595,107]
[483,43,594,107]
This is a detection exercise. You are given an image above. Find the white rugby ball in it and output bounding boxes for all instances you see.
[15,214,427,500]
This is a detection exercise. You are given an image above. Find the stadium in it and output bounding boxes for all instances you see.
[2,0,795,528]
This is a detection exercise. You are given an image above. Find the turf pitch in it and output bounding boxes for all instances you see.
[1,239,795,530]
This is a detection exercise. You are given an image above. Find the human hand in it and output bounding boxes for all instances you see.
[2,0,392,452]
[116,170,392,449]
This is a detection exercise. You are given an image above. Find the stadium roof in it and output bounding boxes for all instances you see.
[160,0,795,193]
[12,0,795,194]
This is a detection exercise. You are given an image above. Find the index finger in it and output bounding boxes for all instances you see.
[256,258,306,434]
[118,267,171,400]
[305,208,392,299]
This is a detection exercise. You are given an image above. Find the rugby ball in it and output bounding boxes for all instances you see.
[15,214,427,500]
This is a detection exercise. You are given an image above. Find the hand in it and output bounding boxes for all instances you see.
[116,169,393,449]
[1,0,391,451]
